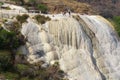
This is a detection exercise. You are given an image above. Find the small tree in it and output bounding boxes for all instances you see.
[0,51,12,71]
[37,4,48,13]
[0,29,20,49]
[16,14,29,24]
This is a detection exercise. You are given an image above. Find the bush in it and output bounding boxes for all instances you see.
[9,21,20,34]
[34,15,51,24]
[9,21,26,45]
[0,2,3,6]
[0,58,68,80]
[0,29,20,49]
[0,27,25,50]
[3,19,8,23]
[16,14,29,24]
[5,7,11,10]
[37,4,48,13]
[3,72,19,80]
[108,16,120,36]
[16,64,29,72]
[0,51,12,71]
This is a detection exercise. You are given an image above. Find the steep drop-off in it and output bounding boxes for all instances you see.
[20,14,120,80]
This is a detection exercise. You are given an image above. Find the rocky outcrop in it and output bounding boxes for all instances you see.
[20,14,120,80]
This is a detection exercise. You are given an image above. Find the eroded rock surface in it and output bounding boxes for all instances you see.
[21,14,120,80]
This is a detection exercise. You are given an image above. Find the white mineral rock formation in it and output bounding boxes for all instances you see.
[1,3,27,13]
[21,14,120,80]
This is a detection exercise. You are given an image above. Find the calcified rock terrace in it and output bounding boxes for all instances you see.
[20,14,120,80]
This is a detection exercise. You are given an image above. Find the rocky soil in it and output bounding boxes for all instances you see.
[77,0,120,17]
[4,0,96,14]
[40,0,96,14]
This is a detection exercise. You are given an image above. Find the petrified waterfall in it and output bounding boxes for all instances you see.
[21,14,120,80]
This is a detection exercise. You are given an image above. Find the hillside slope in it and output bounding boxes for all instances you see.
[77,0,120,17]
[40,0,95,14]
[5,0,96,14]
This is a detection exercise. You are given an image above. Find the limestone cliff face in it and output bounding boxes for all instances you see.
[21,14,120,80]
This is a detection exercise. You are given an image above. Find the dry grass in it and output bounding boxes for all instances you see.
[37,0,96,14]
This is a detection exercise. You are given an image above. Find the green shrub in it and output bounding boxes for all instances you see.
[53,61,59,67]
[9,21,26,45]
[34,15,51,24]
[0,50,12,71]
[3,72,19,80]
[16,14,29,24]
[5,7,11,10]
[16,64,29,72]
[3,19,8,23]
[37,4,48,13]
[0,29,20,49]
[9,21,20,34]
[108,16,120,36]
[58,70,64,74]
[0,2,3,6]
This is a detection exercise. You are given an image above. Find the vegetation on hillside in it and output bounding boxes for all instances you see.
[37,4,48,13]
[0,28,22,49]
[0,50,67,80]
[0,19,67,80]
[0,2,3,6]
[108,16,120,36]
[9,0,94,14]
[34,15,51,24]
[0,51,13,72]
[77,0,120,17]
[10,0,49,13]
[16,14,29,24]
